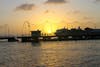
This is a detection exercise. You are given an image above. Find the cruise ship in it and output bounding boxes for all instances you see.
[55,27,100,40]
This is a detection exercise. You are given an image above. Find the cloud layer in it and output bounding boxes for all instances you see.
[45,0,67,4]
[95,0,100,2]
[91,0,100,3]
[15,3,35,11]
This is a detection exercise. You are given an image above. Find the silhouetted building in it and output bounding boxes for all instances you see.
[55,27,100,40]
[31,30,41,37]
[55,28,69,36]
[55,27,85,36]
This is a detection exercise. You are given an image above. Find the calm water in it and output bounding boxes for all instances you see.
[0,40,100,67]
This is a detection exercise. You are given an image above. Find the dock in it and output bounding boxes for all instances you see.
[0,35,100,42]
[0,27,100,42]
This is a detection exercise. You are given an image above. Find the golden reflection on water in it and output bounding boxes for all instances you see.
[39,41,81,67]
[40,42,62,67]
[0,40,100,67]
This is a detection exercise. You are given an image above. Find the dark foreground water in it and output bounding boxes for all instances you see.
[0,40,100,67]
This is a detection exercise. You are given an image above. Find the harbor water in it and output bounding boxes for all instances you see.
[0,40,100,67]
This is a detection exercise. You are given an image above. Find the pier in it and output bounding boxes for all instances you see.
[1,25,100,42]
[0,36,18,42]
[1,35,100,42]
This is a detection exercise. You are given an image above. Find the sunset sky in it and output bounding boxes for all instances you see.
[0,0,100,35]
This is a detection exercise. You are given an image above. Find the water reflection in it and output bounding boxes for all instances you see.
[31,42,41,47]
[0,40,100,67]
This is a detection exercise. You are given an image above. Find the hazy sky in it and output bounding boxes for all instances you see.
[0,0,100,35]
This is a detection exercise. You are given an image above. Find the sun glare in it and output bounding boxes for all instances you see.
[30,10,67,34]
[47,29,52,34]
[43,22,57,35]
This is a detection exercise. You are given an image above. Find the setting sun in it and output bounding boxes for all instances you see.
[30,10,64,34]
[47,29,52,34]
[43,21,57,34]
